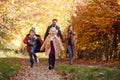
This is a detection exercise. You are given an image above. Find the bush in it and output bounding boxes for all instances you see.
[0,58,20,80]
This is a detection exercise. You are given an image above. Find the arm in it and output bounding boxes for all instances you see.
[40,38,47,51]
[40,42,45,51]
[59,30,64,43]
[58,37,64,51]
[44,27,50,41]
[36,34,43,45]
[23,35,29,44]
[74,33,78,44]
[39,36,43,45]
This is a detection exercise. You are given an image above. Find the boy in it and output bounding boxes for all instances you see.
[23,28,42,68]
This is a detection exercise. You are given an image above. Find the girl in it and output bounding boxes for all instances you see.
[41,27,64,70]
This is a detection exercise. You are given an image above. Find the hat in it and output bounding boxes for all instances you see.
[49,27,56,34]
[30,27,36,33]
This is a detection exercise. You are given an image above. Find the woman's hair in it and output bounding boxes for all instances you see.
[68,25,74,32]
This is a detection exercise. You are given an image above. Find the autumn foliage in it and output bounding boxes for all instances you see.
[0,0,74,50]
[0,0,120,61]
[71,0,120,60]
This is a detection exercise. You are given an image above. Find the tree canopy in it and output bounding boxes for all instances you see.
[71,0,120,60]
[0,0,75,49]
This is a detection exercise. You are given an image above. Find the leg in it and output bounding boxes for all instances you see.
[33,53,38,63]
[52,54,55,68]
[69,54,73,65]
[51,54,55,69]
[30,47,35,67]
[31,47,38,63]
[29,53,34,68]
[68,45,73,65]
[49,54,54,70]
[49,54,52,70]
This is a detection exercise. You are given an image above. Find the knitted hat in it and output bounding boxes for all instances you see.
[30,27,36,33]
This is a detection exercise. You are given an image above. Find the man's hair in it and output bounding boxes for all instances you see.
[52,19,58,22]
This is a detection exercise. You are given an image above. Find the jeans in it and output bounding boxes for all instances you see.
[49,53,55,69]
[68,45,73,64]
[29,47,37,64]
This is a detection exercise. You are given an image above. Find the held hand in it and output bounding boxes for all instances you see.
[62,47,65,51]
[40,48,42,51]
[40,47,43,51]
[40,48,45,52]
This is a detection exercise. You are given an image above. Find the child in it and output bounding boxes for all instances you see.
[41,27,64,70]
[23,28,42,68]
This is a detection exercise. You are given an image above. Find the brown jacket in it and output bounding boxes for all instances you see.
[41,35,64,58]
[66,31,77,58]
[44,25,64,42]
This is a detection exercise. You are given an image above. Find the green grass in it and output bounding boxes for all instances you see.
[0,50,23,58]
[56,64,120,80]
[0,58,21,80]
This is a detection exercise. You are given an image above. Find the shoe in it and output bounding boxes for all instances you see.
[69,63,72,65]
[69,60,73,65]
[49,67,52,70]
[51,67,55,70]
[49,65,55,70]
[31,63,34,68]
[35,58,39,63]
[69,62,73,65]
[49,65,53,70]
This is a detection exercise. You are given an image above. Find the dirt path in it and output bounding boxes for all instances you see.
[10,58,120,80]
[11,59,61,80]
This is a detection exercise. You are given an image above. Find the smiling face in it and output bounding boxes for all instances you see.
[52,20,57,26]
[29,30,35,37]
[69,25,74,31]
[49,27,56,36]
[52,19,57,26]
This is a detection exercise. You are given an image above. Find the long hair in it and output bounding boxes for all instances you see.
[68,25,74,32]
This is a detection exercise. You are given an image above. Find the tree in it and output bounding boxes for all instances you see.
[71,0,120,60]
[0,0,75,50]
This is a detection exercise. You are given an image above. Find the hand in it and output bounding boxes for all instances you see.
[40,48,45,52]
[40,48,42,51]
[28,40,30,43]
[62,47,65,51]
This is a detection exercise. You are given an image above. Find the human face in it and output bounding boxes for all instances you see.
[69,26,73,31]
[52,20,57,26]
[29,31,35,37]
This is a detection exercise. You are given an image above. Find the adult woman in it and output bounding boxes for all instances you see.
[66,25,77,65]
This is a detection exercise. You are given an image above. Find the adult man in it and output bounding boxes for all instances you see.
[44,19,64,42]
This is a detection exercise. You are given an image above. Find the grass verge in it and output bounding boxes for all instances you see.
[56,64,120,80]
[0,58,21,80]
